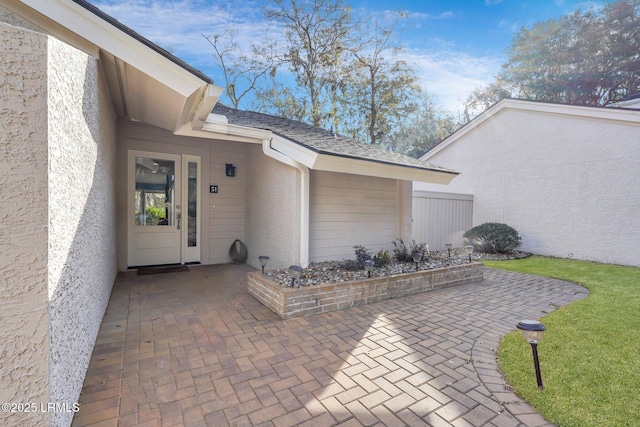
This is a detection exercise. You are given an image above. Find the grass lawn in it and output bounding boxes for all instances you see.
[483,256,640,427]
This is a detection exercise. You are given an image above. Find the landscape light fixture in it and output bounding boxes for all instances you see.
[465,245,474,263]
[289,265,302,287]
[517,319,546,390]
[364,259,374,278]
[412,251,423,271]
[446,243,452,258]
[258,256,270,275]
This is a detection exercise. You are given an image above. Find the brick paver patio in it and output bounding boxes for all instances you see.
[72,264,587,426]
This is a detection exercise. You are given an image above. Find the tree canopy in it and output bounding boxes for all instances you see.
[205,0,457,155]
[465,0,640,117]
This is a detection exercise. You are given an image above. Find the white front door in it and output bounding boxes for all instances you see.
[127,151,201,267]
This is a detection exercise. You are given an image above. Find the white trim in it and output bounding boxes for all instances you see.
[413,191,474,201]
[423,98,640,161]
[182,155,201,264]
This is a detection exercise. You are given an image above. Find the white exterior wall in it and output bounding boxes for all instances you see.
[116,121,250,269]
[1,19,118,427]
[245,145,300,270]
[416,103,640,267]
[309,171,399,262]
[47,37,118,427]
[0,22,50,427]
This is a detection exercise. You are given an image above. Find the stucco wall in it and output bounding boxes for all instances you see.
[47,37,118,427]
[0,22,50,427]
[245,145,300,270]
[416,105,640,267]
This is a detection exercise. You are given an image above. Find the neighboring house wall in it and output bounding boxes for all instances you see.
[116,121,249,269]
[416,103,640,267]
[0,22,50,427]
[412,191,473,250]
[245,145,301,270]
[309,171,398,262]
[47,37,118,427]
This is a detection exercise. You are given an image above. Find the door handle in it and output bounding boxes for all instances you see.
[176,212,182,230]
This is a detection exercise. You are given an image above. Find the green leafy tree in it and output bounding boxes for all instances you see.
[465,0,640,116]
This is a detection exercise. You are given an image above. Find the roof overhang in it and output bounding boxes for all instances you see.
[270,136,458,184]
[15,0,222,134]
[199,114,457,183]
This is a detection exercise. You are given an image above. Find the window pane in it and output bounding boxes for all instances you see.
[134,157,175,226]
[187,161,197,247]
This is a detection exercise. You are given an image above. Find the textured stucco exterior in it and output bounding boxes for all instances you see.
[1,19,117,427]
[416,101,640,267]
[0,22,50,427]
[47,37,118,427]
[245,144,301,270]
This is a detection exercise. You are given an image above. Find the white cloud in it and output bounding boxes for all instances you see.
[402,49,504,113]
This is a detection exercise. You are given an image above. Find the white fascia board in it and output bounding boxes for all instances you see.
[313,154,458,184]
[20,0,207,97]
[199,117,272,143]
[269,136,319,169]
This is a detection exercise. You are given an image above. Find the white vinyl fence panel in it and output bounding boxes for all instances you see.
[412,191,473,250]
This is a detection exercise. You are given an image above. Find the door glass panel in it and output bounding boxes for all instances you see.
[187,161,197,247]
[134,157,175,226]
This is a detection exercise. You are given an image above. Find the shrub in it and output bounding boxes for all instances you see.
[463,222,522,254]
[353,245,372,268]
[373,250,392,267]
[392,239,429,262]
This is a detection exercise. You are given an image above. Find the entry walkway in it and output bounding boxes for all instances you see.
[72,265,587,426]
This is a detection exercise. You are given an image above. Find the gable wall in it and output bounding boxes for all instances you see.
[309,171,398,262]
[416,107,640,266]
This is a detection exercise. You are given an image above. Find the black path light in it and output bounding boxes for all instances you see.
[517,319,546,390]
[364,259,374,278]
[446,243,452,258]
[289,265,302,287]
[258,256,270,275]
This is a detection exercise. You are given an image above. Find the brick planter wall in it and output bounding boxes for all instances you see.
[248,263,485,319]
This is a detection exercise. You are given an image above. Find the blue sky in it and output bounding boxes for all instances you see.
[91,0,596,114]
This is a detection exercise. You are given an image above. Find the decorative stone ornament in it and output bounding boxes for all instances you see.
[229,239,248,264]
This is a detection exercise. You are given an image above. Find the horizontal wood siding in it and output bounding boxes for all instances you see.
[412,191,473,250]
[310,171,397,262]
[117,120,247,267]
[208,140,246,264]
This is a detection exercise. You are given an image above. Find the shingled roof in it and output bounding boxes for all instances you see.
[212,104,457,175]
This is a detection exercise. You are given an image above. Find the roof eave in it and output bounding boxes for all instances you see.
[17,0,222,133]
[271,135,458,184]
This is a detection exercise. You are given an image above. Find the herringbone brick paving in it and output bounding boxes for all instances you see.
[73,265,587,426]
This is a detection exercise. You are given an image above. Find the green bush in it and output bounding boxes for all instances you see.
[463,222,521,254]
[392,239,429,262]
[373,250,392,267]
